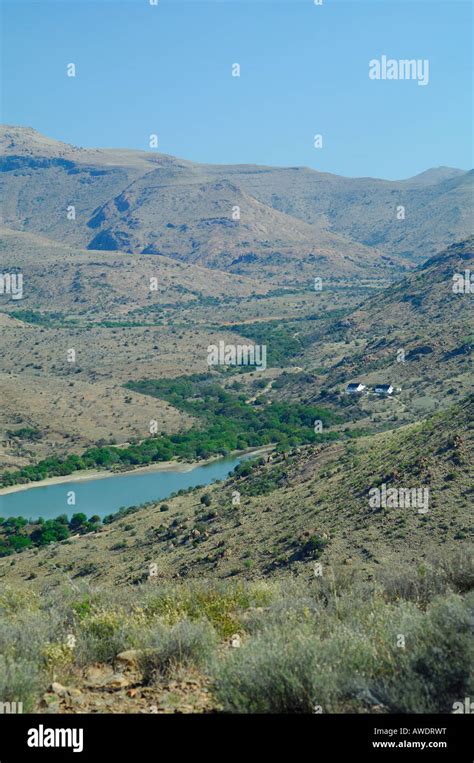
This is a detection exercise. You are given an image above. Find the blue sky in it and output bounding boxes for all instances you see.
[1,0,472,179]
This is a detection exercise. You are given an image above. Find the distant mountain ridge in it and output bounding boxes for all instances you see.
[1,125,472,280]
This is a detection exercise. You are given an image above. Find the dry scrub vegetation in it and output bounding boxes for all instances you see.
[1,549,472,714]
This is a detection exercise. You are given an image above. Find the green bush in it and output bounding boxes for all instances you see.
[76,611,132,664]
[300,534,328,559]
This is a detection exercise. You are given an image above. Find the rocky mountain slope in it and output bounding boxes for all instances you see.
[0,227,271,316]
[288,238,474,418]
[2,125,471,281]
[1,395,471,587]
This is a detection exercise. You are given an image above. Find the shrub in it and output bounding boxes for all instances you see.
[371,593,474,713]
[300,534,328,559]
[141,581,272,637]
[74,563,99,578]
[0,610,62,664]
[213,591,474,714]
[0,586,39,616]
[379,546,474,604]
[76,611,131,664]
[213,626,323,713]
[41,642,75,678]
[0,656,45,713]
[140,619,217,682]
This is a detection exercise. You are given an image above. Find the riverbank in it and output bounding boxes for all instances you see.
[0,446,273,496]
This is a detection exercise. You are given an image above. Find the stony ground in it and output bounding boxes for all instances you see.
[41,657,214,714]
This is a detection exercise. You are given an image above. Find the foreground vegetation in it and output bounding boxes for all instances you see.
[0,550,472,714]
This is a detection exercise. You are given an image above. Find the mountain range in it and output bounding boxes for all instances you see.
[1,125,472,282]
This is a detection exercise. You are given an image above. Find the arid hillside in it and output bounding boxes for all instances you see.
[277,238,473,421]
[1,395,471,587]
[3,125,472,281]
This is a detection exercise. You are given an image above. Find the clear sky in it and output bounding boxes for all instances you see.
[1,0,472,179]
